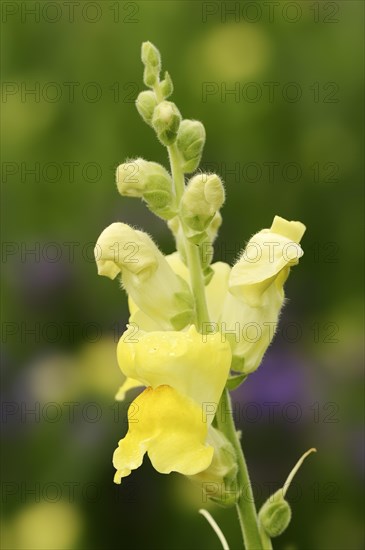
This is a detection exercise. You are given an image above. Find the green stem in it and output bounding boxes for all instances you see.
[168,142,210,329]
[259,524,273,550]
[153,80,210,329]
[217,389,263,550]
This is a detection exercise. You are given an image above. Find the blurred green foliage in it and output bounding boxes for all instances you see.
[2,1,363,549]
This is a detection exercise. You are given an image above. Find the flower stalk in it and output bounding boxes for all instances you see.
[217,389,263,549]
[155,81,210,330]
[94,40,315,550]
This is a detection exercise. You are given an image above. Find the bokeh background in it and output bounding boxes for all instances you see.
[1,1,364,549]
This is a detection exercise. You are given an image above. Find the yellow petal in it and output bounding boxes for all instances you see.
[94,222,158,280]
[165,251,190,280]
[229,216,305,307]
[205,261,231,322]
[115,378,143,401]
[128,253,191,330]
[113,385,214,483]
[271,215,306,244]
[221,286,283,374]
[117,325,231,409]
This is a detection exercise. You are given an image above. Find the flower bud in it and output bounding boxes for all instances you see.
[177,120,206,173]
[136,91,157,126]
[259,491,292,537]
[160,71,173,98]
[141,42,161,87]
[152,101,181,146]
[95,223,194,330]
[181,174,225,233]
[189,427,239,507]
[198,212,223,280]
[141,41,161,69]
[143,66,158,88]
[116,158,175,219]
[259,448,316,539]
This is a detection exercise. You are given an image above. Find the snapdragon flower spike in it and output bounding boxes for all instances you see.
[113,325,232,483]
[222,216,306,373]
[94,223,194,330]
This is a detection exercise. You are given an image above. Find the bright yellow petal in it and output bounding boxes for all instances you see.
[117,325,231,409]
[115,378,143,401]
[113,385,214,483]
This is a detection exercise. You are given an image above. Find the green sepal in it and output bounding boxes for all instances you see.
[160,71,173,98]
[170,309,195,330]
[230,354,245,373]
[143,65,159,88]
[203,265,214,285]
[226,372,248,390]
[184,228,209,245]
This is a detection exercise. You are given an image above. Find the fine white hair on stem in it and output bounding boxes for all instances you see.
[199,509,230,550]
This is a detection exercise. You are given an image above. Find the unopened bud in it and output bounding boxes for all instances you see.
[141,42,161,88]
[152,101,181,146]
[259,448,316,538]
[116,159,175,219]
[136,91,157,126]
[177,120,206,173]
[181,174,225,233]
[160,71,174,98]
[259,493,291,538]
[141,41,161,69]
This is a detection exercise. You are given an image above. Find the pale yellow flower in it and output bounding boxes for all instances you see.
[113,325,231,483]
[94,223,194,330]
[222,216,306,372]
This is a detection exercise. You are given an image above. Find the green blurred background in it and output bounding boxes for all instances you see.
[1,1,364,549]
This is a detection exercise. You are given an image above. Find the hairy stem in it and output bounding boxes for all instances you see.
[168,142,210,329]
[217,389,263,550]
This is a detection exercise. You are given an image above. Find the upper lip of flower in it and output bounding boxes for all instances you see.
[117,324,232,411]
